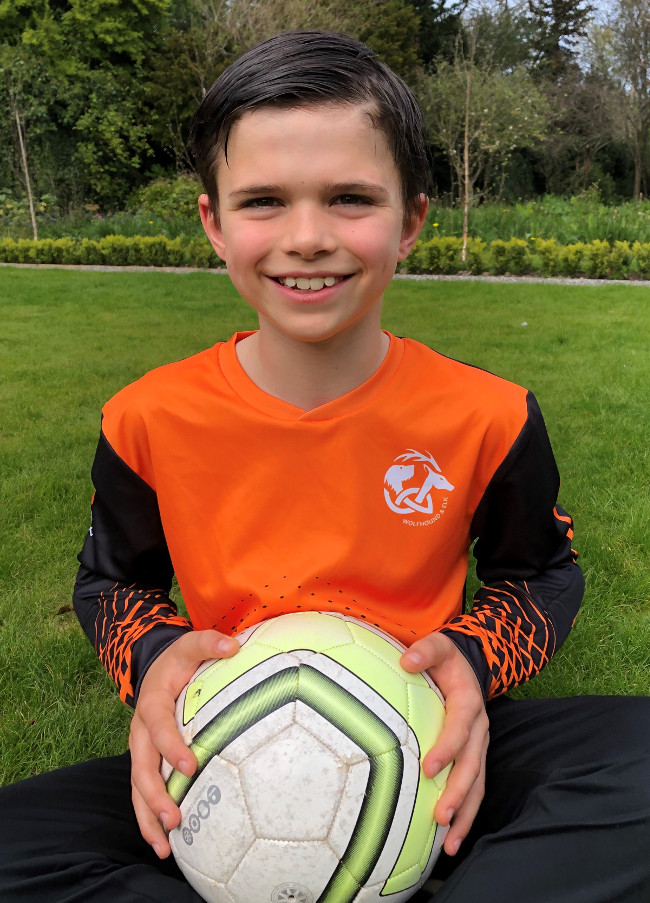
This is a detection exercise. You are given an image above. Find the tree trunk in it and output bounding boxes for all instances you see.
[14,105,38,241]
[462,66,471,264]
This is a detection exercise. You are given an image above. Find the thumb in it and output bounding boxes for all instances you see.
[172,629,239,671]
[400,631,450,673]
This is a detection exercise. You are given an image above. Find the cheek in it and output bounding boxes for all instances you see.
[350,222,403,272]
[223,223,273,268]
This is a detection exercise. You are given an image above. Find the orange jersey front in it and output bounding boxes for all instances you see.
[75,332,583,706]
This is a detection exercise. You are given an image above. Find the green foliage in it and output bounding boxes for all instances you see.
[632,240,650,277]
[128,173,201,220]
[490,238,530,275]
[0,234,218,267]
[418,55,548,203]
[558,241,585,277]
[0,190,59,227]
[424,195,650,245]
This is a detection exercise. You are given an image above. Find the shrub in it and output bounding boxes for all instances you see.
[609,241,633,280]
[583,240,611,279]
[98,235,133,267]
[129,174,201,221]
[465,238,487,275]
[185,236,220,268]
[488,238,530,275]
[533,238,561,277]
[406,237,463,274]
[632,241,650,278]
[559,242,586,277]
[78,238,104,266]
[489,239,509,275]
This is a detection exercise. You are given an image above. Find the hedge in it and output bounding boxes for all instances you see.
[0,235,221,269]
[402,236,650,280]
[2,234,650,280]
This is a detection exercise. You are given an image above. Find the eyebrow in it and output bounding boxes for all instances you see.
[228,181,390,201]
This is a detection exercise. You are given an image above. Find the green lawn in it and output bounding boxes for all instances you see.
[1,268,648,785]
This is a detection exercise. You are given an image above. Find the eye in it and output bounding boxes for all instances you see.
[243,197,282,209]
[333,194,373,206]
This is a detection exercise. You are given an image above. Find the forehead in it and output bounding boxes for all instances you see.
[218,103,400,189]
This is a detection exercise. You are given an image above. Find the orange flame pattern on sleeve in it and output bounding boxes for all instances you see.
[95,584,192,706]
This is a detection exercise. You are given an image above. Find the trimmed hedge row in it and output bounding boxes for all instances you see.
[403,236,650,280]
[2,234,650,280]
[0,235,220,269]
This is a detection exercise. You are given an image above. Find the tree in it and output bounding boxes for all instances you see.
[468,0,537,72]
[419,27,547,254]
[537,69,622,194]
[405,0,467,66]
[147,0,421,172]
[0,47,39,238]
[528,0,596,78]
[605,0,650,198]
[0,0,173,208]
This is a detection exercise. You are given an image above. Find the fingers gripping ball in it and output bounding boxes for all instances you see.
[162,611,449,903]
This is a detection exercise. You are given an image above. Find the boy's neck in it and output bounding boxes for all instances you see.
[235,322,390,411]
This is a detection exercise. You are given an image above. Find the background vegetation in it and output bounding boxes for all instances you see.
[1,270,648,782]
[3,0,650,242]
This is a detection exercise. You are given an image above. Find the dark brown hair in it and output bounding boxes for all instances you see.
[190,30,430,219]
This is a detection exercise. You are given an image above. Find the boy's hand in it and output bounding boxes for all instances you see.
[400,632,489,858]
[129,629,239,858]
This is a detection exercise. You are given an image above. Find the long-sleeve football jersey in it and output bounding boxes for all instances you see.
[74,332,584,708]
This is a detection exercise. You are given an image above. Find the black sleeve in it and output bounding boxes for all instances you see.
[73,428,192,707]
[440,393,584,699]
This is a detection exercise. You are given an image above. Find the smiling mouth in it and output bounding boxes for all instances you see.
[273,275,349,292]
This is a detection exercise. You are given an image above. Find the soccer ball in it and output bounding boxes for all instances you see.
[162,611,449,903]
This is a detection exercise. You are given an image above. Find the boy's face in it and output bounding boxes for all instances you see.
[200,103,426,348]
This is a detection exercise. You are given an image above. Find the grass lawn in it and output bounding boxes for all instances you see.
[0,268,648,785]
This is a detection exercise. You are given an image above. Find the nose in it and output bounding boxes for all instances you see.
[281,202,337,260]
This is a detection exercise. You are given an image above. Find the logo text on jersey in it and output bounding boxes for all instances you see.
[384,449,454,525]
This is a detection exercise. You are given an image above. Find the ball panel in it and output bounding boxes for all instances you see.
[169,761,254,884]
[240,723,347,840]
[218,702,295,767]
[246,611,355,655]
[327,760,370,859]
[405,683,446,760]
[364,744,420,888]
[382,751,448,895]
[182,649,299,726]
[175,861,236,903]
[303,652,409,747]
[227,839,340,903]
[294,700,367,765]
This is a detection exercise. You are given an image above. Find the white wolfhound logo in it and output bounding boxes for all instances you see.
[384,449,454,515]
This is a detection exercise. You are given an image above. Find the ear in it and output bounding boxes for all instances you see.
[397,194,428,261]
[198,193,227,262]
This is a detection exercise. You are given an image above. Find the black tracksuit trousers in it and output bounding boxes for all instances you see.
[1,695,649,903]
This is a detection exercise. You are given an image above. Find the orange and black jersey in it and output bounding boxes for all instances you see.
[74,332,584,708]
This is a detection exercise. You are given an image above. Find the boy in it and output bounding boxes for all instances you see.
[0,30,648,903]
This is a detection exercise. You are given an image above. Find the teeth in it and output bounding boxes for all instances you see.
[279,275,342,291]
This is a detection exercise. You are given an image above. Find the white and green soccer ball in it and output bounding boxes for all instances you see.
[163,611,449,903]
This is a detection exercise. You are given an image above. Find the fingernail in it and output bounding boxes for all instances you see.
[450,837,461,855]
[160,811,169,829]
[152,843,163,858]
[405,651,422,666]
[217,637,236,654]
[178,759,192,777]
[446,808,455,824]
[428,760,442,778]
